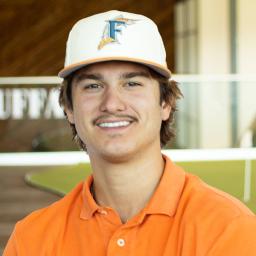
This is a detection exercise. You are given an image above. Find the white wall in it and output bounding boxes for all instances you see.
[175,0,256,148]
[198,0,230,74]
[237,0,256,138]
[197,0,231,148]
[237,0,256,74]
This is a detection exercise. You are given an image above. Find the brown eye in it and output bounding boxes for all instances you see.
[84,84,102,90]
[126,82,142,87]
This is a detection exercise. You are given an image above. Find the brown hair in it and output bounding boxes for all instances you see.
[59,67,182,150]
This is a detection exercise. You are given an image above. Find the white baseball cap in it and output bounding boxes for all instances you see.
[58,10,171,78]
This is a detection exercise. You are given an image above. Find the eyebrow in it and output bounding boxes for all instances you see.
[74,73,104,83]
[74,71,151,83]
[119,71,151,80]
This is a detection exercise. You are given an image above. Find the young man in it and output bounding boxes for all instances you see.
[4,10,256,256]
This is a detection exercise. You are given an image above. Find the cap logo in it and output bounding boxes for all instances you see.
[98,15,137,50]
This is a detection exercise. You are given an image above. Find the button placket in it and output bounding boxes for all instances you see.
[99,209,108,215]
[117,238,125,247]
[107,231,128,255]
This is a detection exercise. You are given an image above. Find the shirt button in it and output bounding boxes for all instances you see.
[98,209,107,215]
[117,238,125,247]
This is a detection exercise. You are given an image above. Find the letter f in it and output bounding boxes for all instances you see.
[108,20,126,40]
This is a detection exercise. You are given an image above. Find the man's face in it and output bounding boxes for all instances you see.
[66,61,171,162]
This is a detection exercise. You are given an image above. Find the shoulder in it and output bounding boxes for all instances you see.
[175,168,256,254]
[178,170,255,233]
[14,181,84,240]
[4,182,84,254]
[205,212,256,255]
[193,172,252,213]
[180,170,254,216]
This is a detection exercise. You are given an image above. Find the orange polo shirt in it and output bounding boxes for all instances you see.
[4,156,256,255]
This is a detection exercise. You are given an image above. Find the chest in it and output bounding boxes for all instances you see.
[56,214,206,256]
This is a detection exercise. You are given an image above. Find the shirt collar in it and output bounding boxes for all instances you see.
[80,154,186,220]
[80,175,99,220]
[144,154,186,217]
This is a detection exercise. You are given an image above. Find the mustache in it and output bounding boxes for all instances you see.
[92,114,138,125]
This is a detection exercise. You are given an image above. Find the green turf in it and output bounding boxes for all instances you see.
[25,160,256,212]
[25,164,92,196]
[178,161,245,199]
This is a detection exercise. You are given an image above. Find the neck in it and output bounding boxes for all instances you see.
[89,147,165,223]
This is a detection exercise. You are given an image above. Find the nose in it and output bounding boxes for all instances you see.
[99,87,126,113]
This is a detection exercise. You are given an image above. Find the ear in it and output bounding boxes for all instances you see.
[161,101,172,121]
[65,107,75,124]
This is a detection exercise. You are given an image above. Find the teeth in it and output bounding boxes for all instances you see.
[98,121,130,128]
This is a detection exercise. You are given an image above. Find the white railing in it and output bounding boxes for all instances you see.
[0,148,255,166]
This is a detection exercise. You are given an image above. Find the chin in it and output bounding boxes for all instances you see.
[102,148,135,163]
[94,142,139,163]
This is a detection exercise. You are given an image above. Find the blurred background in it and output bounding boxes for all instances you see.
[0,0,256,253]
[0,0,255,152]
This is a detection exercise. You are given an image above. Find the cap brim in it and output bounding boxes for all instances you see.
[58,56,171,79]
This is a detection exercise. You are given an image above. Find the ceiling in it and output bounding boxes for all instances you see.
[0,0,176,76]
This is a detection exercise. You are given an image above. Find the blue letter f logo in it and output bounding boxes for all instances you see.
[108,20,126,40]
[98,16,137,50]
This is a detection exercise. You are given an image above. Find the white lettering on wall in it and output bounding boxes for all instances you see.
[0,89,11,119]
[28,89,47,119]
[12,89,28,119]
[0,88,65,120]
[44,89,64,119]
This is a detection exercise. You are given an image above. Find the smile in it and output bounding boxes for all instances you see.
[97,121,131,128]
